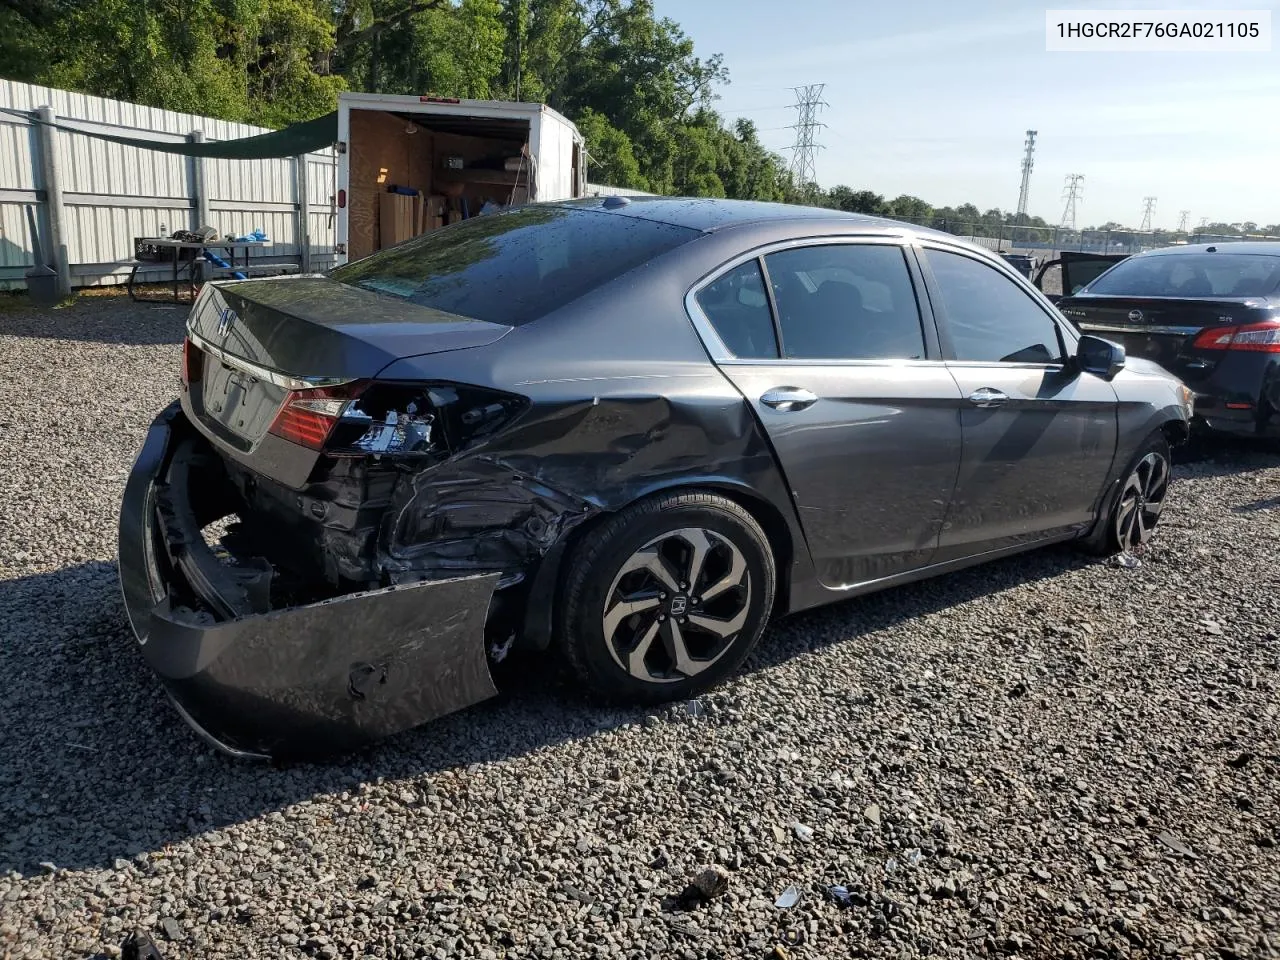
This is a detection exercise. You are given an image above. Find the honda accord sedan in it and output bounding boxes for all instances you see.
[1056,243,1280,437]
[119,197,1193,759]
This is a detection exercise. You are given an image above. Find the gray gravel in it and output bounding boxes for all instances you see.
[2,292,1279,960]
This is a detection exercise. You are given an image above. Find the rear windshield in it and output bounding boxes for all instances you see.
[1086,253,1280,298]
[330,205,699,325]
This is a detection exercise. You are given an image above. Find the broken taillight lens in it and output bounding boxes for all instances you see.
[1192,320,1280,353]
[270,381,528,456]
[268,382,369,450]
[181,338,203,389]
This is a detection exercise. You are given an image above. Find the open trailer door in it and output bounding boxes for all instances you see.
[1033,251,1129,302]
[334,94,559,266]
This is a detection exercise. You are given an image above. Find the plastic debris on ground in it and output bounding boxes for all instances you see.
[905,848,924,867]
[685,699,706,718]
[884,857,900,874]
[791,821,814,842]
[774,885,802,909]
[827,884,853,907]
[1111,552,1142,569]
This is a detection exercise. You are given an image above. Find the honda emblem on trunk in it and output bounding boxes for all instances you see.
[1128,309,1143,322]
[217,307,237,338]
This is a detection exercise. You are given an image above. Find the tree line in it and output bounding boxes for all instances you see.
[1,0,1274,237]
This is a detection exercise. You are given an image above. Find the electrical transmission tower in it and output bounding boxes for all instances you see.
[1139,196,1157,232]
[1015,130,1037,219]
[788,84,828,186]
[1197,216,1209,229]
[1060,174,1084,230]
[1177,210,1191,233]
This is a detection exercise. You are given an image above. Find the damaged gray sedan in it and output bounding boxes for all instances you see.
[119,197,1194,759]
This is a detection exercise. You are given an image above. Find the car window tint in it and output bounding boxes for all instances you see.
[925,249,1064,364]
[763,244,925,360]
[329,206,699,326]
[695,259,779,359]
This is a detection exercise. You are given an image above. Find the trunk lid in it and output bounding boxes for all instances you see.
[182,277,511,486]
[1057,294,1266,380]
[190,277,511,379]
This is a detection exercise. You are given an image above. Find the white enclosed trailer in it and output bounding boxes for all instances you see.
[334,93,587,266]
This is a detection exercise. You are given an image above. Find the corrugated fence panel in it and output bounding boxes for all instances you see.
[309,212,337,262]
[207,156,295,206]
[0,202,34,269]
[0,79,336,290]
[60,126,191,201]
[306,157,338,261]
[63,204,192,268]
[208,209,298,259]
[0,116,37,191]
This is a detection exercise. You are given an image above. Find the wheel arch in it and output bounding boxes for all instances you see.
[518,478,799,651]
[1160,416,1190,446]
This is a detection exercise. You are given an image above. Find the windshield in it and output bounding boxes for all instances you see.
[1086,253,1280,298]
[330,205,699,325]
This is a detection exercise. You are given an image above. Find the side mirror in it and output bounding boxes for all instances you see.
[1077,334,1125,381]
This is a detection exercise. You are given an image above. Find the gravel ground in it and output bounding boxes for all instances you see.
[1,292,1278,960]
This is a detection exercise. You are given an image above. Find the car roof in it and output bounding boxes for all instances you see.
[1135,242,1280,258]
[557,195,994,252]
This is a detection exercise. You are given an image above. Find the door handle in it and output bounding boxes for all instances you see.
[968,387,1008,408]
[760,387,819,411]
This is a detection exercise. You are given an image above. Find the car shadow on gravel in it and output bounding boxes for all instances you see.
[0,297,186,346]
[1173,434,1280,477]
[0,541,1101,878]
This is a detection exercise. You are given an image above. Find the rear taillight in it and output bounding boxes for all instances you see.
[1192,320,1280,353]
[181,338,203,389]
[268,382,368,450]
[269,380,528,456]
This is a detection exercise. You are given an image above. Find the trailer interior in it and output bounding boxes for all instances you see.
[346,108,556,261]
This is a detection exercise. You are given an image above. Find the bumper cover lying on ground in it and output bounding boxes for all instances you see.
[118,403,501,759]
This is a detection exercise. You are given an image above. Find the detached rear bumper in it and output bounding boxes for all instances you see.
[118,402,500,760]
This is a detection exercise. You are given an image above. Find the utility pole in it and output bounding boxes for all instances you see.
[1140,196,1156,232]
[514,0,524,101]
[1015,130,1037,220]
[1059,174,1083,230]
[1177,210,1190,233]
[788,84,828,188]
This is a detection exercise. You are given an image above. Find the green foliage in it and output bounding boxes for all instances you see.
[0,0,799,200]
[2,0,1275,230]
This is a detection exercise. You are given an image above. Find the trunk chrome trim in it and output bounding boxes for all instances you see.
[1077,322,1204,336]
[187,330,355,392]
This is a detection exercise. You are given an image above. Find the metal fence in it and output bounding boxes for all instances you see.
[894,215,1280,258]
[0,79,337,293]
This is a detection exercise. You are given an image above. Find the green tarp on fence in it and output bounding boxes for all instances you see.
[1,107,338,158]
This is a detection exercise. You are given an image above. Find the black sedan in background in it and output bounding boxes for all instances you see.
[1057,243,1280,438]
[119,198,1193,759]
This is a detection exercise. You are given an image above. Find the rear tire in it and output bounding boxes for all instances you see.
[558,491,775,704]
[1080,430,1172,556]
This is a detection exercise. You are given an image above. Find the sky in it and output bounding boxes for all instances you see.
[649,0,1280,229]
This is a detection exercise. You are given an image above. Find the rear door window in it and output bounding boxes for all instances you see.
[331,206,699,325]
[763,244,927,360]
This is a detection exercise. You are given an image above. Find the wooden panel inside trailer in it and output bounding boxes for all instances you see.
[346,108,533,261]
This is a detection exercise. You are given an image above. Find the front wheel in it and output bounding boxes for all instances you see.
[558,492,776,704]
[1081,431,1172,555]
